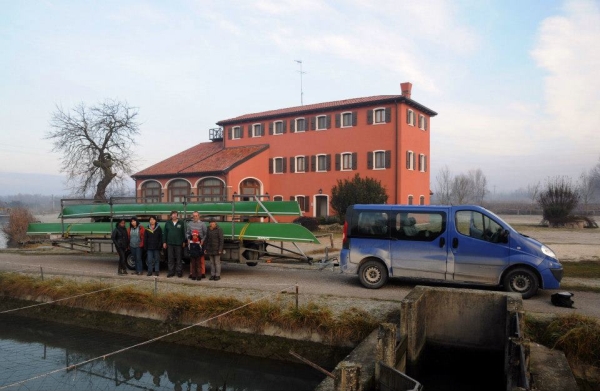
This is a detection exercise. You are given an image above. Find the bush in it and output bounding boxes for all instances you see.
[318,215,341,225]
[293,216,320,232]
[537,176,580,226]
[331,174,388,222]
[2,207,35,247]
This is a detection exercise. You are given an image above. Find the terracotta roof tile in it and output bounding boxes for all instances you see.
[132,142,268,177]
[217,94,437,125]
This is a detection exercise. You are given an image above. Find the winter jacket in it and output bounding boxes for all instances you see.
[127,225,145,248]
[204,225,224,255]
[163,219,186,246]
[144,224,163,251]
[186,220,207,242]
[188,238,203,258]
[111,226,129,249]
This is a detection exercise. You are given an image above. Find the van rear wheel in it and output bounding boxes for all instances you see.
[503,267,538,299]
[358,260,388,289]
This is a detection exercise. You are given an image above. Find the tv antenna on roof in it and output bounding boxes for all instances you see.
[294,60,306,105]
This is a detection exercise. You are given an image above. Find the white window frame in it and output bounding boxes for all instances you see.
[232,126,242,140]
[252,123,262,137]
[341,111,353,128]
[316,115,327,131]
[374,107,385,124]
[273,157,284,174]
[407,110,415,126]
[419,154,426,172]
[295,117,306,133]
[273,120,284,135]
[373,150,386,170]
[408,195,414,205]
[407,150,415,170]
[295,155,306,173]
[316,154,327,172]
[341,152,353,171]
[418,114,427,130]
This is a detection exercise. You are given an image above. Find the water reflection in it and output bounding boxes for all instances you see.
[0,315,324,390]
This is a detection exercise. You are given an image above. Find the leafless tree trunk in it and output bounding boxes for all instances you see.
[468,169,488,205]
[435,165,453,204]
[46,100,139,201]
[579,170,596,214]
[452,174,472,204]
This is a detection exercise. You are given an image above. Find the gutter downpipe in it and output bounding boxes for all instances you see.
[394,100,399,204]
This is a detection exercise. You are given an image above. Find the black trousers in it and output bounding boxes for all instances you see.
[117,247,127,271]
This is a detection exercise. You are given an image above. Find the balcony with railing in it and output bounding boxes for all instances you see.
[209,127,224,141]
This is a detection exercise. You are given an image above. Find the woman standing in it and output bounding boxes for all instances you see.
[144,216,162,276]
[111,218,129,275]
[128,217,145,275]
[205,218,224,281]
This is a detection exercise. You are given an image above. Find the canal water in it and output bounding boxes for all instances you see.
[0,315,325,391]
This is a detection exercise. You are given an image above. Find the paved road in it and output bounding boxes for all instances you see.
[0,250,598,319]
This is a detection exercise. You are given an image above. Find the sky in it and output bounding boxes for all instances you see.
[1,0,599,196]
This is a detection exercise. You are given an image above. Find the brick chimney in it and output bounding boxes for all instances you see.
[400,82,412,99]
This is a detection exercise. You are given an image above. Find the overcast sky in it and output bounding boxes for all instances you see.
[1,0,599,196]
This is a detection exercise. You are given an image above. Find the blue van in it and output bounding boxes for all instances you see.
[339,205,563,298]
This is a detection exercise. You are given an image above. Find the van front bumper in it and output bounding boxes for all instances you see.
[550,267,563,283]
[540,267,563,289]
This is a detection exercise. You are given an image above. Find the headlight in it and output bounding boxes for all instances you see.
[541,245,557,259]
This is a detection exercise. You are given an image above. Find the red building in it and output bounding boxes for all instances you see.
[132,82,437,218]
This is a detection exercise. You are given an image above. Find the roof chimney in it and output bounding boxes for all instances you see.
[400,82,412,99]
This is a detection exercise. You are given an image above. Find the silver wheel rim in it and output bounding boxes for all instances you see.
[364,265,382,284]
[510,274,531,293]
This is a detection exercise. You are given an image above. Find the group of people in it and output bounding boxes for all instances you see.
[110,211,224,280]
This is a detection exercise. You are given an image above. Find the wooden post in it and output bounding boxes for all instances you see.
[334,362,361,391]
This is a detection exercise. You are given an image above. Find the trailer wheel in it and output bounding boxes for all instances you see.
[358,259,388,289]
[246,262,258,267]
[242,243,260,261]
[125,251,135,270]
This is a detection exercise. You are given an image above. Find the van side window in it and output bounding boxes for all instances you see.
[455,211,504,243]
[392,212,445,241]
[352,211,389,237]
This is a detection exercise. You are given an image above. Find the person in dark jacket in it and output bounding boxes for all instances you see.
[162,211,186,278]
[188,230,203,280]
[111,218,129,275]
[144,216,162,276]
[205,218,224,281]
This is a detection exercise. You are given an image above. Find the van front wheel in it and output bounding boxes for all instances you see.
[358,260,388,289]
[503,267,538,299]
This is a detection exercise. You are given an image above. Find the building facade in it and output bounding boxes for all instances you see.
[132,82,437,218]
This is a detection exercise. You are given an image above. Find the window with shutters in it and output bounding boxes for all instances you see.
[374,108,385,124]
[419,154,427,172]
[273,157,284,174]
[407,110,415,126]
[418,114,427,130]
[317,154,327,172]
[295,118,306,133]
[232,126,242,139]
[252,123,262,137]
[341,112,353,128]
[408,195,414,205]
[273,121,284,135]
[294,195,309,212]
[341,152,353,171]
[295,156,306,173]
[273,195,283,201]
[316,115,327,130]
[407,151,415,170]
[419,195,425,205]
[373,150,386,169]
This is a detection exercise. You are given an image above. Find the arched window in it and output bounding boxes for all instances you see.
[198,178,225,202]
[168,180,190,202]
[141,181,161,203]
[240,178,260,201]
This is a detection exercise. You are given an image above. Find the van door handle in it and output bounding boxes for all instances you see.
[452,238,459,248]
[439,237,445,248]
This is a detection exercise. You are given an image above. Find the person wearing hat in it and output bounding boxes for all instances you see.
[111,218,129,275]
[128,217,146,275]
[188,229,204,280]
[205,218,224,281]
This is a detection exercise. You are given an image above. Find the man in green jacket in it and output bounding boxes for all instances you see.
[163,211,186,277]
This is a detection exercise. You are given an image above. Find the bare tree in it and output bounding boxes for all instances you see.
[435,165,453,204]
[46,100,140,201]
[452,174,472,204]
[468,169,488,205]
[578,170,596,214]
